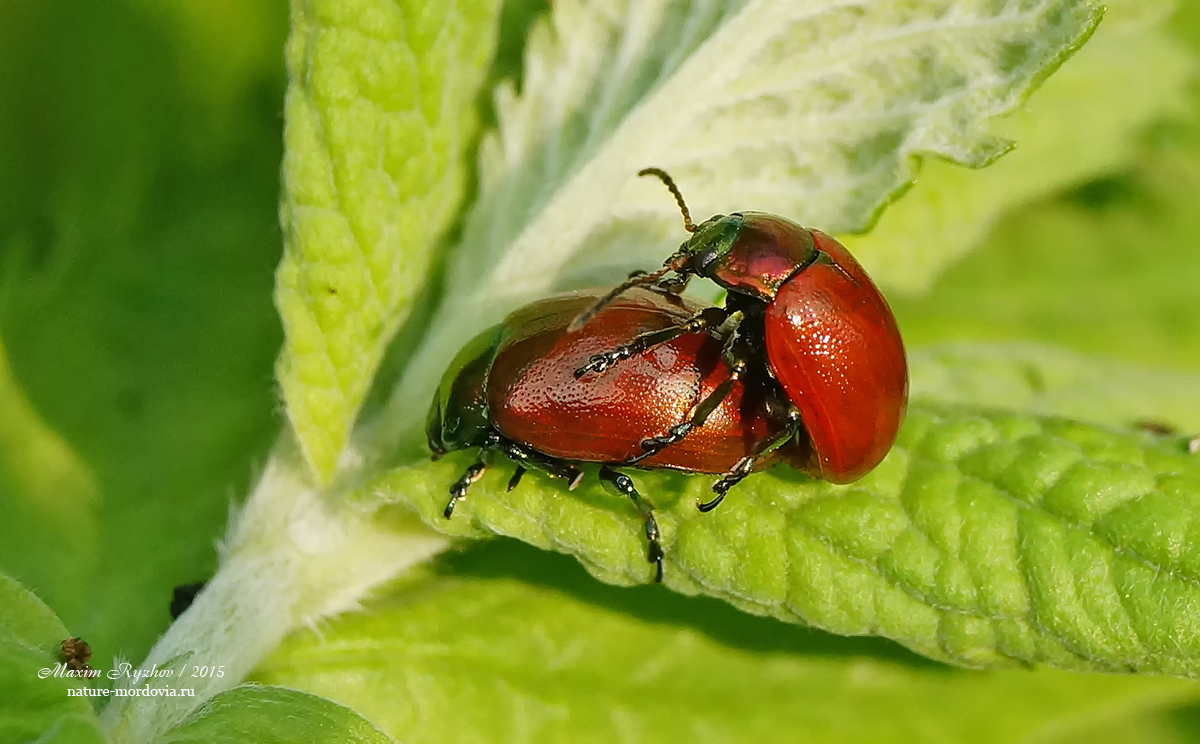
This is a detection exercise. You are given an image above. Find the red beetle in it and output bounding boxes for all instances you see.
[428,287,812,581]
[573,169,908,491]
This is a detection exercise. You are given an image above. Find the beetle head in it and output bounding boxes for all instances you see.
[426,325,502,456]
[682,212,817,301]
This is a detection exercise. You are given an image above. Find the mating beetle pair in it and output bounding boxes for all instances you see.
[427,169,909,581]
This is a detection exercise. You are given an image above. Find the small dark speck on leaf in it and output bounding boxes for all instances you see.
[1135,420,1176,437]
[60,637,92,672]
[170,581,207,619]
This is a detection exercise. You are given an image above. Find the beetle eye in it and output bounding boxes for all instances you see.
[691,245,722,276]
[682,213,745,279]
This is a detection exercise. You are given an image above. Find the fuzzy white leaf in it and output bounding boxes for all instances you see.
[377,0,1101,448]
[464,0,1100,300]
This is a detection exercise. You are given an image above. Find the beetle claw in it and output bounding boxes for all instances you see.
[696,491,726,513]
[573,355,610,378]
[647,542,664,583]
[506,467,526,491]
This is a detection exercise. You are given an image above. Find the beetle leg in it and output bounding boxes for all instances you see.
[629,349,748,464]
[444,435,500,518]
[500,441,585,490]
[447,436,585,518]
[506,466,526,491]
[568,251,693,332]
[574,306,728,378]
[700,410,803,512]
[599,465,663,583]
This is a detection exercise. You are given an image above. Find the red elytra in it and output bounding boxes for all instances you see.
[489,287,810,473]
[426,284,819,582]
[763,229,908,483]
[571,169,908,486]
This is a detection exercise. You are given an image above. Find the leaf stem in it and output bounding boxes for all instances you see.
[98,437,450,744]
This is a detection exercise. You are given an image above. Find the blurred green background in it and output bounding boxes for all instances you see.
[0,0,288,667]
[2,0,1200,739]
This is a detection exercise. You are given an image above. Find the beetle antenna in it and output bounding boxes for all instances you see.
[568,169,694,333]
[639,167,695,233]
[567,264,675,333]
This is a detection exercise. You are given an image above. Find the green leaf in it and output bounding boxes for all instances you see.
[381,0,1105,448]
[842,0,1193,294]
[0,571,104,744]
[371,403,1200,674]
[893,136,1200,370]
[0,339,98,626]
[10,0,1200,742]
[275,0,503,484]
[155,685,394,744]
[96,440,449,744]
[0,0,285,669]
[1046,703,1200,744]
[911,342,1200,431]
[890,30,1200,371]
[253,541,1199,743]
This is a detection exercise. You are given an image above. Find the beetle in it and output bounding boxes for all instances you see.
[571,168,908,492]
[428,286,814,582]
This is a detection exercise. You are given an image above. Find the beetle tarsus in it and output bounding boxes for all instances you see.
[506,467,526,491]
[643,514,664,583]
[574,306,728,378]
[631,422,692,462]
[710,455,756,501]
[700,418,800,512]
[574,353,615,377]
[699,462,744,512]
[648,541,664,583]
[445,454,491,518]
[630,362,744,464]
[599,465,665,583]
